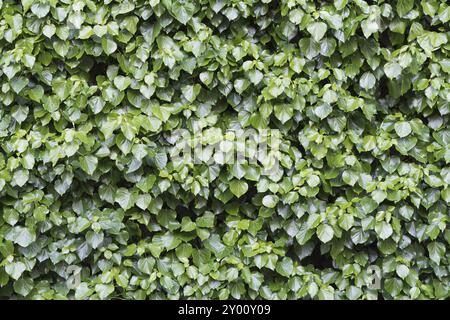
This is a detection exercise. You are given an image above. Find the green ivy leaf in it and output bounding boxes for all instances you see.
[317,224,334,243]
[394,121,412,138]
[79,156,98,175]
[5,226,36,247]
[229,180,249,198]
[307,22,327,42]
[397,0,414,17]
[102,38,117,55]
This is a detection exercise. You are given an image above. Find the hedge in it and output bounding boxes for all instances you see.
[0,0,449,300]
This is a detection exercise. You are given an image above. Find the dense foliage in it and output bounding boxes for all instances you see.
[0,0,449,300]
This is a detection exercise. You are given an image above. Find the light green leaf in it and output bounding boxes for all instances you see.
[113,76,131,91]
[397,0,414,17]
[307,22,328,42]
[262,195,279,208]
[375,221,393,240]
[394,121,412,138]
[317,224,334,243]
[229,180,249,198]
[360,72,376,89]
[102,38,117,55]
[384,61,402,79]
[5,226,36,247]
[5,262,26,280]
[79,156,98,175]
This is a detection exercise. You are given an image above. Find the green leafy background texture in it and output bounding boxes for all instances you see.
[0,0,449,300]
